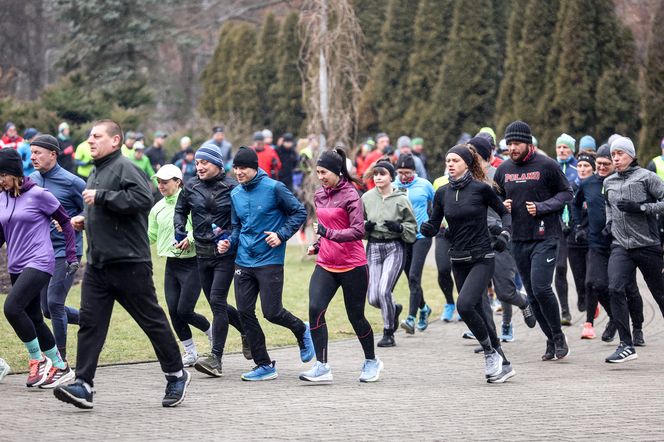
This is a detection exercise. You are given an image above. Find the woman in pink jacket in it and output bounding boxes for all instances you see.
[300,148,382,384]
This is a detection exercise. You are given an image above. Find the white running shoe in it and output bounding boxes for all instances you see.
[182,352,198,368]
[0,358,10,382]
[299,361,333,382]
[484,350,503,378]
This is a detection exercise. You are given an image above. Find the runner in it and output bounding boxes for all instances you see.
[395,154,435,334]
[0,148,78,389]
[174,144,249,378]
[431,175,457,321]
[218,147,314,381]
[149,164,212,368]
[421,144,515,383]
[494,121,572,361]
[29,134,85,362]
[603,136,664,362]
[299,148,382,383]
[362,160,417,347]
[53,120,189,409]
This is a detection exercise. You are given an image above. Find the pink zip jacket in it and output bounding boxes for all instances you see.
[314,178,367,269]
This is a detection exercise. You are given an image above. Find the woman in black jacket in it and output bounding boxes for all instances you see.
[421,145,514,384]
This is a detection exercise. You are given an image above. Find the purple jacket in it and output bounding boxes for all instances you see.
[314,178,367,269]
[0,177,77,275]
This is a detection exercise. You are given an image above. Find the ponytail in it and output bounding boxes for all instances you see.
[334,147,363,186]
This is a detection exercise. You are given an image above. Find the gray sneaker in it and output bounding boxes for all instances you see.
[193,353,223,377]
[521,303,537,328]
[487,363,516,384]
[0,358,11,382]
[182,352,198,368]
[484,350,503,378]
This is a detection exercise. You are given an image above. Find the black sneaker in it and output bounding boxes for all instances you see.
[561,311,572,326]
[53,379,94,410]
[194,353,223,377]
[553,334,570,360]
[393,304,403,333]
[601,321,617,342]
[163,370,191,407]
[241,335,253,360]
[541,340,556,361]
[633,329,646,347]
[605,343,638,363]
[377,329,395,347]
[521,303,537,328]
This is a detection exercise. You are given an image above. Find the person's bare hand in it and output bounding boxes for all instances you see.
[175,238,190,250]
[503,199,512,212]
[526,201,537,216]
[71,215,85,231]
[307,245,316,255]
[82,189,96,205]
[52,220,62,233]
[217,239,230,254]
[264,231,282,248]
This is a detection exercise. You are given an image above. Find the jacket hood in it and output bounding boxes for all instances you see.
[242,168,267,189]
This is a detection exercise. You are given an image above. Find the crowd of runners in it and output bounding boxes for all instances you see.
[1,117,664,411]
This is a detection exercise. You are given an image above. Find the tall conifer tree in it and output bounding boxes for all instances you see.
[639,1,664,160]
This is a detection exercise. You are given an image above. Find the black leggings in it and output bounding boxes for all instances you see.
[308,265,374,363]
[567,246,587,311]
[197,255,244,357]
[555,236,569,314]
[453,257,500,349]
[435,234,455,305]
[4,268,55,349]
[405,237,433,316]
[165,257,210,342]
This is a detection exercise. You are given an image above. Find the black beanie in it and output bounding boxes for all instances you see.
[0,148,24,177]
[233,146,259,169]
[447,144,475,167]
[317,150,343,175]
[395,153,416,170]
[30,134,61,153]
[504,120,533,145]
[468,136,492,161]
[577,153,596,171]
[374,160,396,181]
[596,144,610,159]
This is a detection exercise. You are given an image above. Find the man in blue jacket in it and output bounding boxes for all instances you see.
[218,147,314,381]
[30,134,85,364]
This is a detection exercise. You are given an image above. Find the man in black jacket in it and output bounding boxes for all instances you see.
[494,120,573,362]
[53,120,189,410]
[174,144,249,378]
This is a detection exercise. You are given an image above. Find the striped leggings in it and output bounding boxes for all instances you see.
[367,240,405,330]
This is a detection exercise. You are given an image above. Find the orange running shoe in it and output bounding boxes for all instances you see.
[581,322,596,340]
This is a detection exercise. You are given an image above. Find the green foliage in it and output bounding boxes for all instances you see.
[352,0,389,66]
[252,13,281,127]
[227,25,259,124]
[199,23,236,120]
[40,73,111,124]
[639,1,664,161]
[0,98,59,135]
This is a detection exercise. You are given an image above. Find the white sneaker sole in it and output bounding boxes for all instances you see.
[359,360,383,383]
[39,368,75,389]
[299,372,333,382]
[164,371,191,407]
[27,358,53,388]
[606,353,638,363]
[488,367,516,384]
[53,386,94,409]
[241,372,278,381]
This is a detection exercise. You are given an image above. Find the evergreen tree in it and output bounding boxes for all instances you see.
[255,13,280,128]
[225,25,258,124]
[494,0,529,133]
[199,23,236,120]
[492,0,513,80]
[425,0,499,174]
[402,0,455,135]
[352,0,389,66]
[269,13,306,136]
[639,1,664,160]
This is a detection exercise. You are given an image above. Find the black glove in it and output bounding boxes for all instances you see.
[616,200,645,213]
[574,228,587,243]
[364,220,376,232]
[488,224,503,236]
[602,221,612,238]
[493,231,510,252]
[384,220,403,233]
[65,261,80,278]
[420,222,437,238]
[316,223,328,237]
[562,224,571,235]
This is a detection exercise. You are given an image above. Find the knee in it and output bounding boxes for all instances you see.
[456,296,474,317]
[3,302,19,322]
[46,300,63,318]
[176,304,194,319]
[367,293,380,308]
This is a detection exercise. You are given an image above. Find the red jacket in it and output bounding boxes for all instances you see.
[253,145,282,179]
[314,178,367,269]
[1,135,23,150]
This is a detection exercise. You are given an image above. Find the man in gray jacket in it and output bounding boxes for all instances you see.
[604,136,664,363]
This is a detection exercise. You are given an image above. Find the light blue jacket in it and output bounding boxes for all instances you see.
[394,176,434,240]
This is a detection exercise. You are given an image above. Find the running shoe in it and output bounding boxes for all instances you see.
[359,358,383,383]
[561,311,572,326]
[487,364,516,384]
[542,340,556,361]
[0,358,10,382]
[500,322,514,342]
[298,322,315,363]
[416,305,432,331]
[521,303,537,328]
[241,335,253,360]
[484,350,503,378]
[299,361,333,382]
[53,379,94,410]
[241,362,277,381]
[182,351,198,368]
[491,298,502,313]
[605,343,638,363]
[581,322,596,340]
[26,357,52,388]
[377,329,395,347]
[553,334,570,360]
[400,316,415,335]
[456,312,463,322]
[39,363,75,389]
[462,330,475,339]
[162,370,191,407]
[394,303,403,331]
[633,329,646,347]
[441,304,455,322]
[193,353,223,377]
[602,320,617,342]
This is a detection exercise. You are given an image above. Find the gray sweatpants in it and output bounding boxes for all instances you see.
[367,240,405,330]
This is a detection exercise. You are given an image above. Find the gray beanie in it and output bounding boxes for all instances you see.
[610,136,636,158]
[397,136,411,149]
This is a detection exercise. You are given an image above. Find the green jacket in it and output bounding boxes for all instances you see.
[130,155,157,186]
[75,141,94,178]
[148,189,196,258]
[361,188,417,243]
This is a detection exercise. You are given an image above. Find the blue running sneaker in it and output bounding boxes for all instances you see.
[299,322,315,363]
[417,304,432,331]
[441,304,455,322]
[241,361,278,381]
[500,322,514,342]
[162,370,191,407]
[53,379,94,410]
[359,358,383,383]
[400,316,415,334]
[299,361,333,382]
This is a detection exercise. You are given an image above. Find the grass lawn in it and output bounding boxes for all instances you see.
[0,245,444,373]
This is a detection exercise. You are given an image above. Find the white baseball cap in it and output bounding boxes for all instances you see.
[152,164,182,180]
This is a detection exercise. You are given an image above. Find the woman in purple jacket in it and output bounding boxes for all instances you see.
[299,148,382,383]
[0,149,78,389]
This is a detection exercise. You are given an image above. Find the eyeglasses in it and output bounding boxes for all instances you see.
[596,162,612,168]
